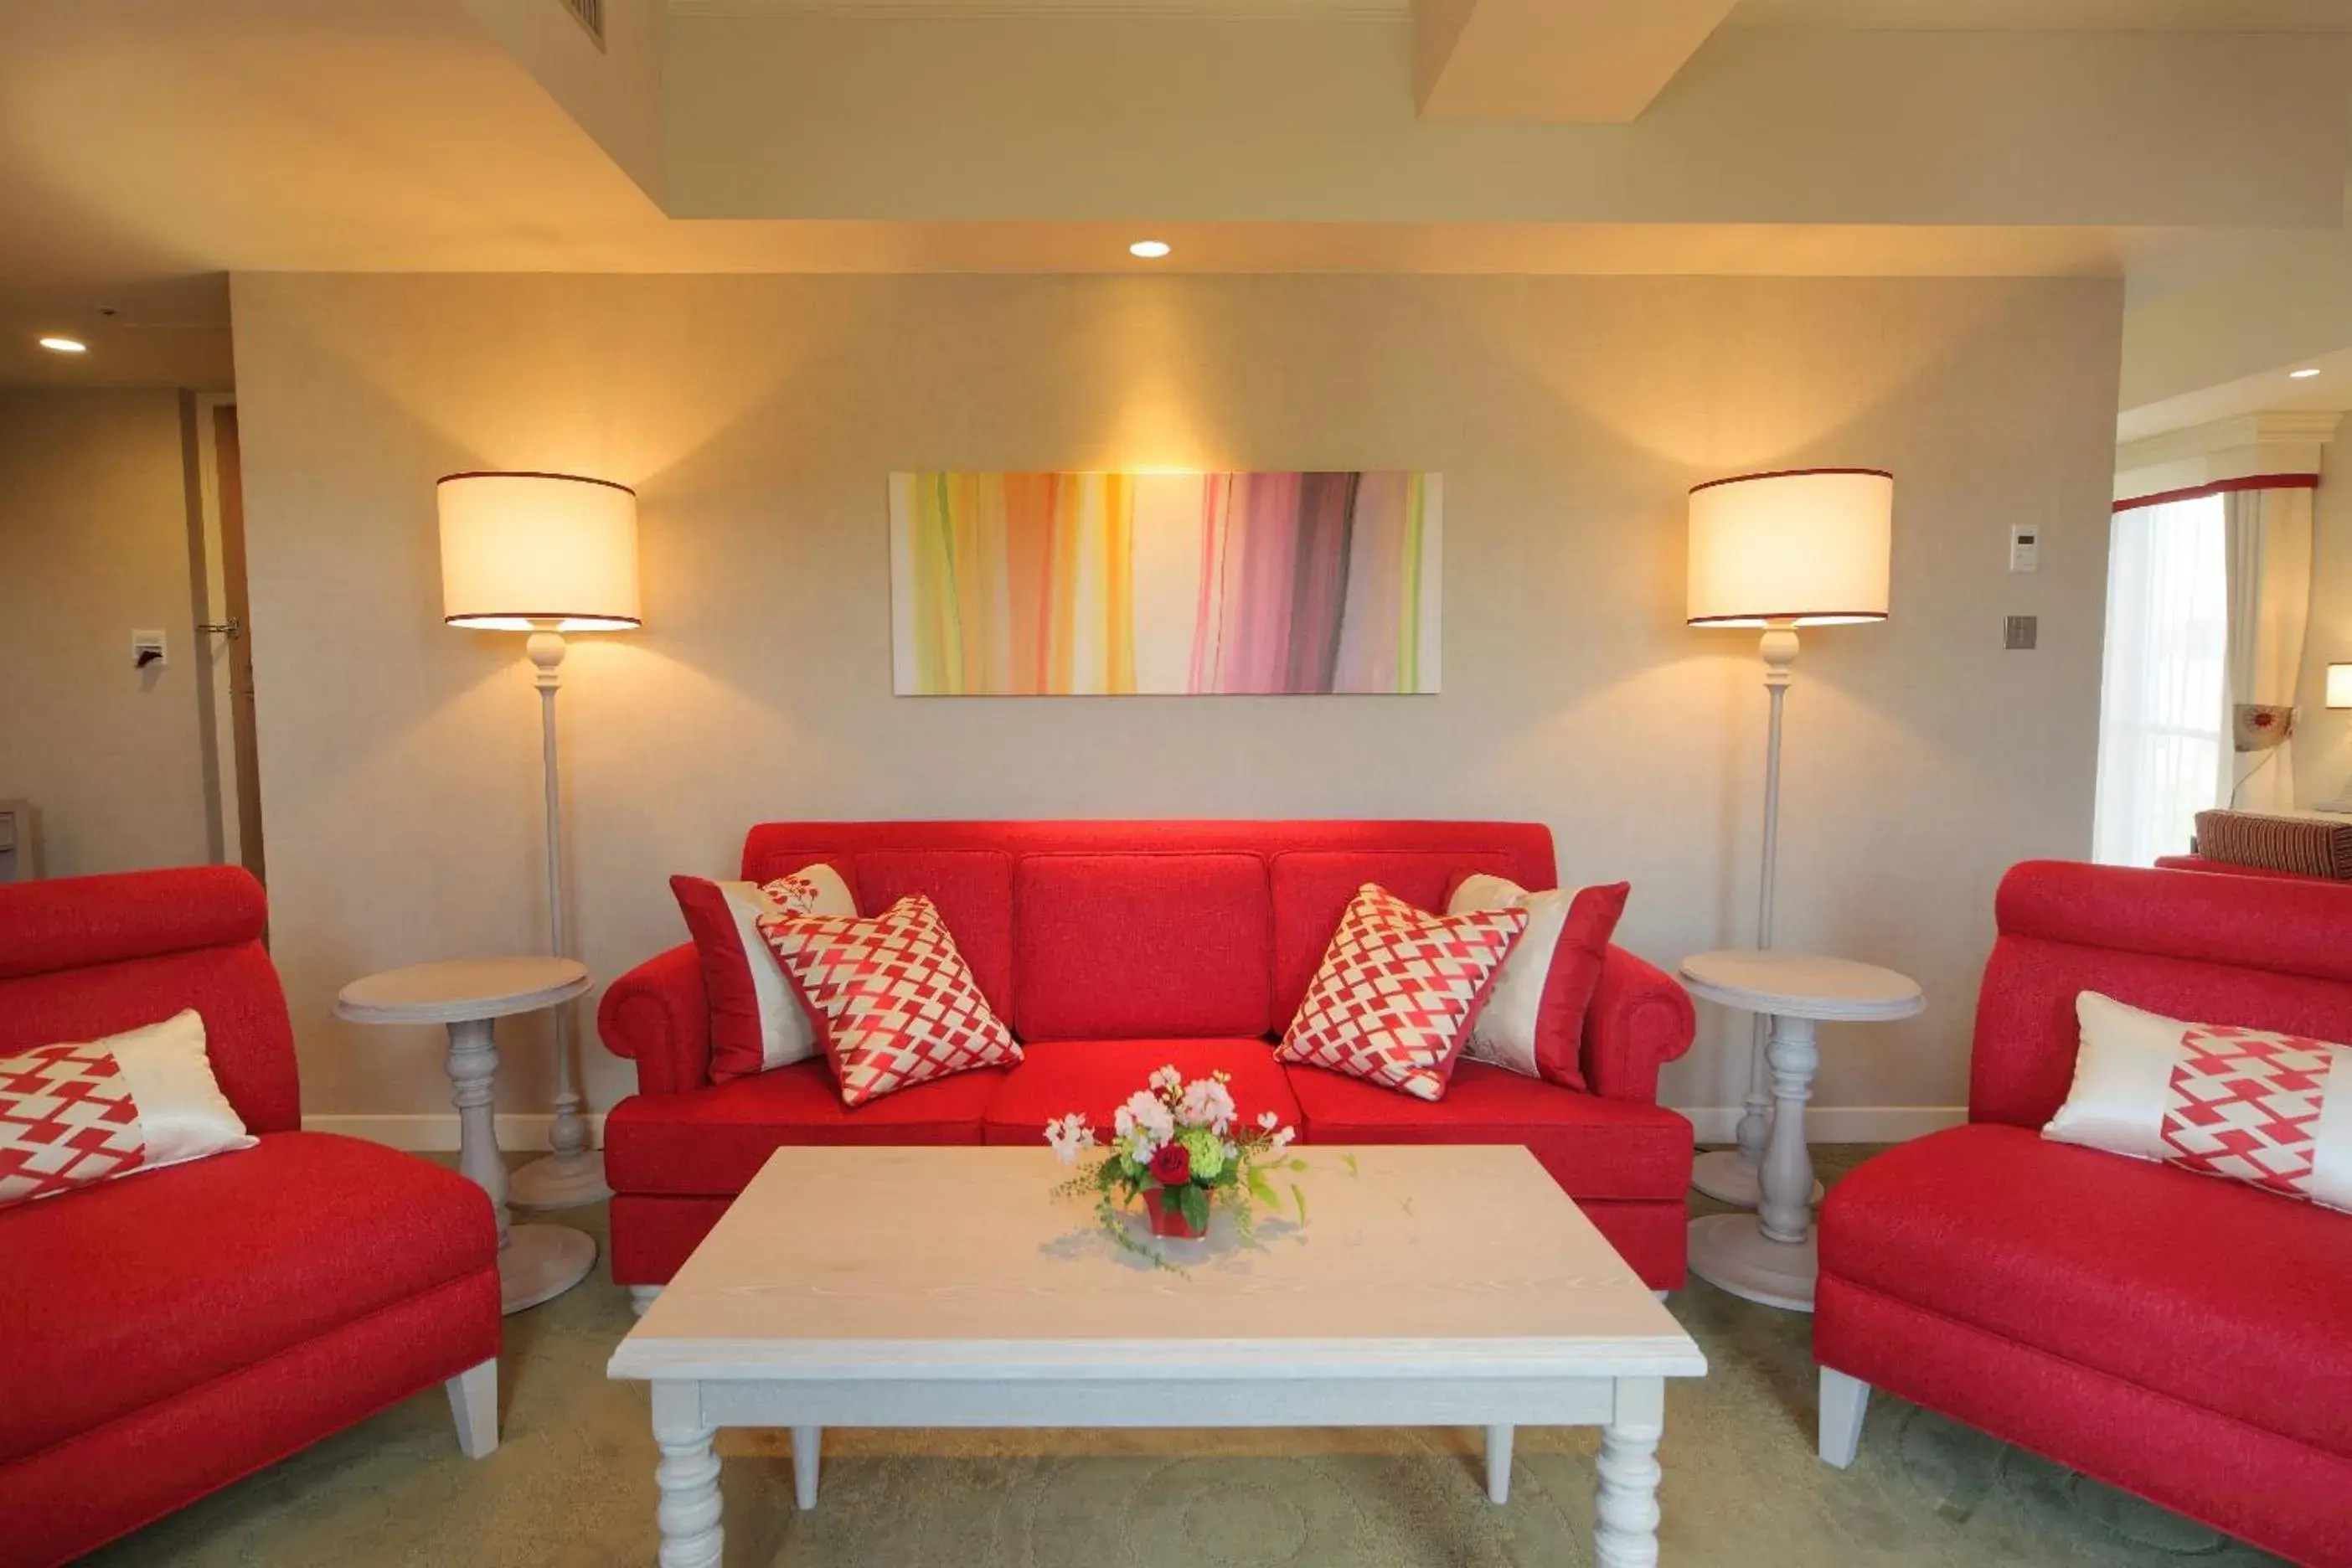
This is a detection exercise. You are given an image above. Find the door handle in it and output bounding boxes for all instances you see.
[198,620,243,639]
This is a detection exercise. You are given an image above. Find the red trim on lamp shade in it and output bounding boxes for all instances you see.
[2112,473,2318,513]
[1688,467,1893,495]
[435,470,637,495]
[445,613,641,630]
[1688,611,1886,627]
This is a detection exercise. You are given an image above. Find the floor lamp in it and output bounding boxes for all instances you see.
[438,470,641,1209]
[1685,468,1893,1208]
[2319,664,2352,813]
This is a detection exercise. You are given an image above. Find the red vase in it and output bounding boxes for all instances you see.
[1140,1184,1207,1239]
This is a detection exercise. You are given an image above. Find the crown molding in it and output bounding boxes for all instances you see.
[2116,409,2342,471]
[668,0,1408,18]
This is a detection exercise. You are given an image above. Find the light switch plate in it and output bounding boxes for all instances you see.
[2009,524,2040,572]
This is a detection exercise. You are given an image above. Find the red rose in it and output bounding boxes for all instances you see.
[1149,1142,1192,1186]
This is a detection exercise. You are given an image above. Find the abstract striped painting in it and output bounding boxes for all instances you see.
[889,471,1441,695]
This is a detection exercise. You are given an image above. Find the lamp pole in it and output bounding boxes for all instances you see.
[509,626,609,1208]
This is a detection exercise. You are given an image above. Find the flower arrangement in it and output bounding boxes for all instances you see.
[1047,1065,1305,1257]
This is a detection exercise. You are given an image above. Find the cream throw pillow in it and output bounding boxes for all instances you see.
[0,1010,256,1211]
[2045,991,2352,1213]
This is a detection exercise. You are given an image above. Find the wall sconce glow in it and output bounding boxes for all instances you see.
[37,336,86,354]
[1128,240,1172,259]
[2290,368,2322,379]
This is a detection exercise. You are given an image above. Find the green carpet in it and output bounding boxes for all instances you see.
[85,1148,2283,1566]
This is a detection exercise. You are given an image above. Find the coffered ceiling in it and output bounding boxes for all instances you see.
[0,0,2345,431]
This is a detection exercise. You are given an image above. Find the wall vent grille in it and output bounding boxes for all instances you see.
[560,0,605,44]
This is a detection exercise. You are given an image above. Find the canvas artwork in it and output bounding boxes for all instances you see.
[888,471,1441,695]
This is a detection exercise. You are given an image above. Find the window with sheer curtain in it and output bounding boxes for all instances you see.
[2093,493,2227,866]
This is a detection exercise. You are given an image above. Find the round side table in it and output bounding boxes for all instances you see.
[338,957,599,1315]
[1680,950,1922,1313]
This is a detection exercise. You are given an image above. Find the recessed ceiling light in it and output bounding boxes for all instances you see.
[38,336,86,354]
[1128,240,1171,259]
[2290,367,2321,379]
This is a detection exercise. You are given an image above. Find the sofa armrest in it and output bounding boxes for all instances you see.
[596,942,711,1096]
[1582,945,1695,1103]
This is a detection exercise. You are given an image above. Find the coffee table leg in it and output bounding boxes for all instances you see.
[793,1426,822,1510]
[652,1383,722,1568]
[1484,1424,1514,1504]
[1596,1377,1664,1568]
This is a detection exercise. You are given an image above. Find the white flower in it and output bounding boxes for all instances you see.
[1179,1077,1235,1132]
[1148,1064,1184,1096]
[1256,1110,1280,1131]
[1268,1126,1296,1152]
[1114,1091,1175,1159]
[1043,1112,1096,1167]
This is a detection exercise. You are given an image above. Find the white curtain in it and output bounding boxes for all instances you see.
[2094,493,2228,865]
[2222,485,2314,815]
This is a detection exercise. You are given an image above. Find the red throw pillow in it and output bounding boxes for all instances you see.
[1444,871,1630,1092]
[758,894,1023,1106]
[671,863,859,1083]
[1276,883,1526,1101]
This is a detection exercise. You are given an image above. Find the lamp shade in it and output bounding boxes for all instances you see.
[438,471,641,632]
[1687,467,1894,627]
[2329,663,2352,710]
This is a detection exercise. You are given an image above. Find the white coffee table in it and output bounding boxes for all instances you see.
[1680,949,1923,1313]
[337,957,599,1314]
[609,1143,1705,1568]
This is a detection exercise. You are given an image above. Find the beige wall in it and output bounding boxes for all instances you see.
[2298,423,2352,807]
[229,272,2121,1133]
[0,389,214,880]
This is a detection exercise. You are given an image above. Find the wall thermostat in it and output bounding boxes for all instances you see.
[2009,524,2040,573]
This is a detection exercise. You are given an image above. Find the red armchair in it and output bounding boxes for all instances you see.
[0,867,503,1568]
[1813,860,2352,1567]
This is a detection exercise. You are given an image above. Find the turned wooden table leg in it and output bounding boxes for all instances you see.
[652,1383,722,1568]
[1595,1378,1664,1568]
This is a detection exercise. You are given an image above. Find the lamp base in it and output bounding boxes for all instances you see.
[509,1149,612,1210]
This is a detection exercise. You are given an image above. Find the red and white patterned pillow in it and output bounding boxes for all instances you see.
[2045,991,2351,1213]
[1,1010,256,1212]
[1277,883,1527,1101]
[758,894,1022,1106]
[673,864,859,1082]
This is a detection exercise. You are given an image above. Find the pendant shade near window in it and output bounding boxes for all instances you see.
[437,471,642,632]
[1686,468,1895,627]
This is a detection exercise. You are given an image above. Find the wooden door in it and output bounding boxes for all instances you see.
[214,405,265,884]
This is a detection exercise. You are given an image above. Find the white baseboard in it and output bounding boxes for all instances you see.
[306,1106,1962,1153]
[302,1113,606,1153]
[1673,1106,1966,1143]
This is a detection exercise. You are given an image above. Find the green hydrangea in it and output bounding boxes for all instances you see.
[1178,1127,1226,1181]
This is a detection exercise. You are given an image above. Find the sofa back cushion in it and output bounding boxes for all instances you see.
[740,822,1558,1044]
[0,867,299,1136]
[1973,859,2352,1129]
[1014,853,1271,1039]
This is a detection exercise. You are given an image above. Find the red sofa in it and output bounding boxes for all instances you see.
[1815,861,2352,1568]
[0,867,503,1568]
[598,820,1698,1292]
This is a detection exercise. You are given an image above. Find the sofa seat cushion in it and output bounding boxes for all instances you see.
[982,1039,1302,1148]
[606,1060,1006,1195]
[1821,1122,2352,1459]
[1282,1060,1691,1199]
[0,1130,493,1464]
